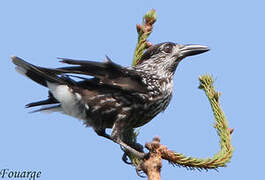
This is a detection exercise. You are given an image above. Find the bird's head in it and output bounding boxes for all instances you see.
[135,42,209,77]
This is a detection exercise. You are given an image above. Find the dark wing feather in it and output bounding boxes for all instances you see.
[53,56,148,93]
[12,56,148,93]
[12,56,68,86]
[56,56,128,78]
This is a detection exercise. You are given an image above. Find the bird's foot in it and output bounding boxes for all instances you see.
[118,140,146,159]
[121,142,145,164]
[95,129,146,159]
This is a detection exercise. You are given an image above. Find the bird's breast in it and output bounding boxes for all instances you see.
[131,91,173,127]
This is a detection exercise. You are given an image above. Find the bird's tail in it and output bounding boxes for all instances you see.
[11,56,67,87]
[11,56,72,112]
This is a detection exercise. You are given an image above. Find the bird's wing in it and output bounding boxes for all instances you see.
[12,56,67,86]
[51,56,148,93]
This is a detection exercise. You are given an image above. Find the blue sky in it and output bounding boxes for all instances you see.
[1,0,264,179]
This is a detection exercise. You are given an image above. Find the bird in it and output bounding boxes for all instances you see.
[11,42,209,158]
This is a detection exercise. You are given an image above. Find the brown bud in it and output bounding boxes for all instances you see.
[153,136,160,143]
[136,24,142,33]
[229,128,234,134]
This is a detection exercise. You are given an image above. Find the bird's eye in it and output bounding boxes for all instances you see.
[162,44,173,53]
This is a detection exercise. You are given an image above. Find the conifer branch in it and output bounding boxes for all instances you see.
[123,10,234,179]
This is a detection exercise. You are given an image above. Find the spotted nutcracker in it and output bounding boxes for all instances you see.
[11,42,209,158]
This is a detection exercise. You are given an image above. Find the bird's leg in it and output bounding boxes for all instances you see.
[110,123,146,159]
[121,129,144,164]
[113,135,146,159]
[95,121,146,159]
[95,127,146,159]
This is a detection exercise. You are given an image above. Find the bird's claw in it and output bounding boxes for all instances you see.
[136,165,146,178]
[122,152,133,165]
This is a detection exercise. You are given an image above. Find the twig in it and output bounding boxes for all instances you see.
[132,9,156,66]
[140,137,162,180]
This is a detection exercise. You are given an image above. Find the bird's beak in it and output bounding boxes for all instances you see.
[179,44,209,58]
